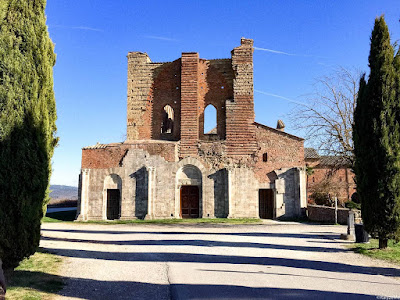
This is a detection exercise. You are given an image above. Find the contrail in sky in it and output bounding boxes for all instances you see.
[48,25,103,32]
[144,35,179,42]
[254,89,309,107]
[254,46,328,60]
[254,46,295,56]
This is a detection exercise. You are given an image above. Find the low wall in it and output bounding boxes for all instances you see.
[307,204,361,225]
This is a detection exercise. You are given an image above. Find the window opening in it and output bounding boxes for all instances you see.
[161,105,174,134]
[263,153,268,162]
[204,104,217,134]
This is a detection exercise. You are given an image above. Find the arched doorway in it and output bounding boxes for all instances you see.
[176,164,202,218]
[103,174,122,220]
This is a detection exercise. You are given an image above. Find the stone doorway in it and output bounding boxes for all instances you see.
[259,189,274,219]
[107,189,120,220]
[180,186,199,218]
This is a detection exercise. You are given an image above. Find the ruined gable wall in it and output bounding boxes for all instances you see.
[254,125,304,183]
[81,142,177,169]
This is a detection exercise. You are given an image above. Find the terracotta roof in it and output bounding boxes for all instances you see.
[206,127,217,134]
[305,148,320,159]
[319,155,351,166]
[82,142,123,150]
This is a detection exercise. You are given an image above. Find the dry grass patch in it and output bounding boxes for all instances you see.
[5,249,64,300]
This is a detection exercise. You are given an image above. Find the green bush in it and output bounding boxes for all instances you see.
[345,201,361,210]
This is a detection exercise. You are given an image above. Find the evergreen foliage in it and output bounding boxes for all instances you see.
[353,16,400,249]
[0,0,57,268]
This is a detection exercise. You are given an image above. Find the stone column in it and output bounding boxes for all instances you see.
[227,168,234,218]
[77,169,90,221]
[145,167,155,219]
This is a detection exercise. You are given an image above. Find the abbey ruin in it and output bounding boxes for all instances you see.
[77,38,308,221]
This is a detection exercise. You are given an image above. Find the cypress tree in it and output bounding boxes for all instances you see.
[0,0,57,268]
[353,16,400,249]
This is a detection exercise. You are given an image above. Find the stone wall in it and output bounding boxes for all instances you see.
[307,204,361,224]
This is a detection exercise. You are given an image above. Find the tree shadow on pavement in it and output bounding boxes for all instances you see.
[43,247,400,278]
[41,235,347,253]
[41,228,340,240]
[7,270,380,299]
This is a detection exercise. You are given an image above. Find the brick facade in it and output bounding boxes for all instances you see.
[78,38,308,221]
[305,150,356,205]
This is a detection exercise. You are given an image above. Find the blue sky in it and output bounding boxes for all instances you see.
[46,1,400,186]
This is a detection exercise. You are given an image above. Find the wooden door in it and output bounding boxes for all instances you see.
[107,189,120,220]
[259,189,274,219]
[181,186,199,218]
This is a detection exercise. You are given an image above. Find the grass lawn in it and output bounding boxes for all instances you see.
[78,217,262,225]
[352,239,400,265]
[5,249,64,300]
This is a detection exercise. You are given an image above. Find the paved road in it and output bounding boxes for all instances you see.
[40,221,400,299]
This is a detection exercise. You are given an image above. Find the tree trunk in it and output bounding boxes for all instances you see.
[379,238,388,249]
[0,259,5,297]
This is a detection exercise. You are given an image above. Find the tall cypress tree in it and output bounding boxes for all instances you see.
[353,16,400,249]
[0,0,57,268]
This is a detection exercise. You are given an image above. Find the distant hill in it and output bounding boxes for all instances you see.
[50,185,78,200]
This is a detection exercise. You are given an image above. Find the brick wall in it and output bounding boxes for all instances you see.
[151,60,181,141]
[180,53,199,157]
[226,38,257,155]
[307,165,356,203]
[126,52,157,140]
[198,59,233,140]
[254,123,305,183]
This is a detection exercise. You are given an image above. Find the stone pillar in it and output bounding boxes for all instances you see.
[348,210,355,236]
[145,167,155,219]
[76,169,90,221]
[227,168,234,218]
